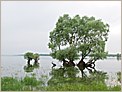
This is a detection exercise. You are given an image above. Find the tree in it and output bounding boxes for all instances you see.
[33,53,40,64]
[24,52,34,65]
[48,14,109,75]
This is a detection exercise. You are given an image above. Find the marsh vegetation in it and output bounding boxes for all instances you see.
[1,67,121,91]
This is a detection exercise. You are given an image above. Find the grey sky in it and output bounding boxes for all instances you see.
[1,1,121,55]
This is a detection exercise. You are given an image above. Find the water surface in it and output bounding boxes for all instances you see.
[1,56,121,86]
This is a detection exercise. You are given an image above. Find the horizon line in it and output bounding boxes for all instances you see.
[1,53,121,57]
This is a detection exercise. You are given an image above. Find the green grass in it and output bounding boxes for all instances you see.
[45,83,108,91]
[1,76,44,91]
[1,77,23,91]
[1,76,121,91]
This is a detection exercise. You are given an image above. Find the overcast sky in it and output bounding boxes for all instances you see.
[1,1,121,55]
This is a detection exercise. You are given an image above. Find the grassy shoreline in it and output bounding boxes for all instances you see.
[1,72,121,91]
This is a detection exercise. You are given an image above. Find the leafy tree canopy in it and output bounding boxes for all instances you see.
[48,14,109,62]
[33,53,40,60]
[24,52,34,60]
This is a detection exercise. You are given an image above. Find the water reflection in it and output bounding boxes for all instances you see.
[51,62,56,69]
[1,56,121,87]
[48,67,79,86]
[23,63,40,72]
[48,57,121,87]
[48,66,108,87]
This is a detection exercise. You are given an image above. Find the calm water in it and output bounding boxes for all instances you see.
[1,56,62,78]
[1,56,121,86]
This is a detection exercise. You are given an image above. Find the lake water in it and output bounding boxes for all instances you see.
[1,56,121,86]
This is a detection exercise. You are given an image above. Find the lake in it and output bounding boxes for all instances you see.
[1,56,121,86]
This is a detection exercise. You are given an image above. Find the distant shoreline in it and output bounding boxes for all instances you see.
[1,53,121,57]
[1,54,50,56]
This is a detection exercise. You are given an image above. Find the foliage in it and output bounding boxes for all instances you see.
[23,65,34,72]
[45,83,108,91]
[48,68,107,86]
[48,14,109,62]
[48,67,79,86]
[24,52,40,65]
[1,77,23,91]
[1,72,121,91]
[33,53,40,60]
[24,52,34,60]
[22,76,41,87]
[24,52,40,60]
[33,63,40,68]
[51,46,79,61]
[1,76,45,91]
[46,70,120,91]
[50,67,79,78]
[23,63,40,73]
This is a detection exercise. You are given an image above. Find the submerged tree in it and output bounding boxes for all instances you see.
[48,14,109,76]
[33,53,40,64]
[24,52,40,65]
[24,52,34,65]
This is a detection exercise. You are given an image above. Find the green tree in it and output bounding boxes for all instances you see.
[48,14,109,74]
[24,52,34,65]
[33,53,40,64]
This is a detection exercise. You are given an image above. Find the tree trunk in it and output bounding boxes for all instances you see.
[62,59,69,67]
[34,59,38,64]
[62,59,75,67]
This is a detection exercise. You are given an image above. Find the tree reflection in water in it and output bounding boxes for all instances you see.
[48,66,108,86]
[23,63,40,73]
